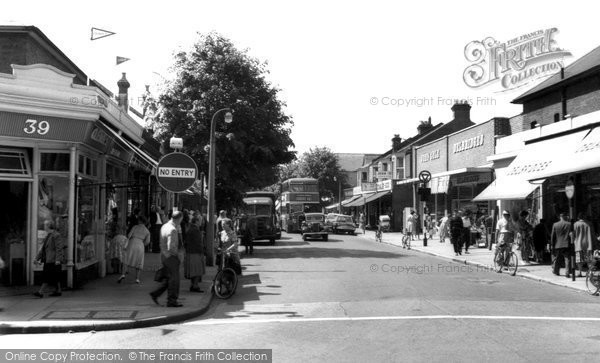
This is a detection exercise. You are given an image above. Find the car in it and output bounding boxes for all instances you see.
[326,213,357,235]
[300,213,331,241]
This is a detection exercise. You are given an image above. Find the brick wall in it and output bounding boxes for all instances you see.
[566,74,600,118]
[509,114,525,134]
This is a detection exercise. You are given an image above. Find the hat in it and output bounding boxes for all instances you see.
[502,210,510,215]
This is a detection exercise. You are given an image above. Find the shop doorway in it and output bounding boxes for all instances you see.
[0,180,29,286]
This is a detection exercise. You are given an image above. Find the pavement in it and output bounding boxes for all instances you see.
[358,229,592,293]
[0,253,215,334]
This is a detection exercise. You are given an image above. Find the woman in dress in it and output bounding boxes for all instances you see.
[185,215,206,292]
[118,215,150,284]
[33,220,64,297]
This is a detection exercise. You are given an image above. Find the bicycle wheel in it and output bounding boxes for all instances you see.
[507,252,518,276]
[213,268,238,299]
[585,269,600,295]
[493,249,502,272]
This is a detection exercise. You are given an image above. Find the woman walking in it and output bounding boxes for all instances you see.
[34,220,64,297]
[185,216,206,292]
[118,215,150,284]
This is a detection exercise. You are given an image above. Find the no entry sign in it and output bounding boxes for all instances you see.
[156,152,198,193]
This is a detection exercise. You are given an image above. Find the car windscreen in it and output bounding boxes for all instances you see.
[305,215,324,223]
[338,216,353,223]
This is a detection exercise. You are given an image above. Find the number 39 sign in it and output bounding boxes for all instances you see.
[24,119,50,135]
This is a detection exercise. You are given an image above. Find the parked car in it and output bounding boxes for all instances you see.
[326,213,357,235]
[301,213,331,241]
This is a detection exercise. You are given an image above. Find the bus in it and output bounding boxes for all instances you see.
[239,191,278,245]
[279,178,322,233]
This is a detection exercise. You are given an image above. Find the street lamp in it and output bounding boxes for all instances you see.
[206,108,233,266]
[333,176,342,214]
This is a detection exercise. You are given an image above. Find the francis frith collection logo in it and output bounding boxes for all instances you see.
[463,28,571,91]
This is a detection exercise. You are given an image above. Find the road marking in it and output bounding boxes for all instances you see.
[184,315,600,326]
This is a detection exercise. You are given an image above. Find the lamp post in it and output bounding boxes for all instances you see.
[334,176,342,214]
[206,108,233,266]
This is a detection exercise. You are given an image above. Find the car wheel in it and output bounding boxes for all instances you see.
[302,235,307,241]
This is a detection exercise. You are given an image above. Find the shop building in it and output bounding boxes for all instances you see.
[0,26,162,288]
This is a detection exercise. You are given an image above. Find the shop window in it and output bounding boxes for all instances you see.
[41,153,69,172]
[382,163,388,172]
[78,154,97,178]
[361,172,367,182]
[554,113,560,123]
[0,149,31,177]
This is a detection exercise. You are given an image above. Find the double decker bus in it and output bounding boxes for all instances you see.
[239,191,278,245]
[279,178,322,233]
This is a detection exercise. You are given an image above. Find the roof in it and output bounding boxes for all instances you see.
[512,45,600,104]
[335,153,375,171]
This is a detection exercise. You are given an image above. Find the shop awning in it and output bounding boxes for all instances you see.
[346,193,374,207]
[325,202,340,210]
[472,168,542,201]
[365,190,391,204]
[341,195,361,207]
[101,122,159,173]
[504,127,600,181]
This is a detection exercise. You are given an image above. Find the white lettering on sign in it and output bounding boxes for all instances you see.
[453,134,485,153]
[420,149,440,163]
[158,167,197,178]
[91,127,110,145]
[505,161,552,176]
[23,119,50,135]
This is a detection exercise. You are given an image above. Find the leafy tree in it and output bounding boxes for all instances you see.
[151,32,296,210]
[299,147,348,205]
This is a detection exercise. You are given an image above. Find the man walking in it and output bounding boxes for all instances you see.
[149,205,163,253]
[461,210,472,254]
[551,212,573,278]
[150,211,184,307]
[449,210,464,256]
[573,213,594,277]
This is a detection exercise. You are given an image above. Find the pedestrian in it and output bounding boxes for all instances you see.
[219,219,241,275]
[149,205,163,253]
[517,210,534,265]
[184,215,206,292]
[551,212,573,277]
[33,220,64,297]
[426,214,434,239]
[106,208,126,274]
[461,210,472,254]
[438,214,449,243]
[359,212,366,234]
[449,210,464,256]
[150,211,184,307]
[414,212,421,240]
[126,207,141,235]
[406,211,415,240]
[216,210,227,233]
[533,219,549,263]
[118,215,150,284]
[573,213,594,277]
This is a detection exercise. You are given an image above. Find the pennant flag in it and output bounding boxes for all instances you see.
[116,56,130,65]
[90,27,116,41]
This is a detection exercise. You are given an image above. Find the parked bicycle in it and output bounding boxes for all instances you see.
[586,251,600,295]
[402,229,411,250]
[493,241,518,276]
[212,244,238,299]
[375,227,383,243]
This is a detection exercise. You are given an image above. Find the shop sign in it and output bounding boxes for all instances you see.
[431,175,450,194]
[376,179,392,191]
[344,188,354,198]
[453,134,485,153]
[353,186,362,195]
[361,182,377,192]
[420,149,441,163]
[505,161,552,176]
[376,171,392,179]
[565,180,575,199]
[0,111,90,142]
[453,173,492,186]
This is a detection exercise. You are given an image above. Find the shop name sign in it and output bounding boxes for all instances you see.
[376,179,392,191]
[505,161,552,176]
[376,171,392,179]
[420,149,441,163]
[0,111,89,142]
[157,167,196,178]
[361,182,377,192]
[453,134,484,153]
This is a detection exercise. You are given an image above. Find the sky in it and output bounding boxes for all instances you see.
[3,0,600,155]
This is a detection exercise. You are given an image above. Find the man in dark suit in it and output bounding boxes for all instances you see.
[551,212,572,277]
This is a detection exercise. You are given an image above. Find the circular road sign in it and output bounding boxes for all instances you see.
[156,152,198,193]
[419,170,432,183]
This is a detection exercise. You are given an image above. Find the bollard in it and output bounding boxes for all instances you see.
[423,234,428,247]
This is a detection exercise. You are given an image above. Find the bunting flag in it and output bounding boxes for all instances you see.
[116,56,130,65]
[90,27,116,41]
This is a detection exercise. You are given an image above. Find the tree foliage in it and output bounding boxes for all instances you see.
[298,147,348,204]
[151,32,296,210]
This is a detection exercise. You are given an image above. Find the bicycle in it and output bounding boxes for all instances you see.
[402,230,411,250]
[375,226,383,243]
[212,244,239,299]
[493,242,518,276]
[586,251,600,295]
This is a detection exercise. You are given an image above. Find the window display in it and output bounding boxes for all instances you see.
[76,178,99,268]
[37,176,69,270]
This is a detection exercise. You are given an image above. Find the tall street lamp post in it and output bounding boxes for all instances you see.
[334,176,342,214]
[206,108,233,266]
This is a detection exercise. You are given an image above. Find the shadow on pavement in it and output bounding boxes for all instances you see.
[244,247,405,259]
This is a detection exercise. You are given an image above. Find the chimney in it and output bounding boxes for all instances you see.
[117,72,130,110]
[392,134,402,151]
[451,100,471,122]
[417,117,434,135]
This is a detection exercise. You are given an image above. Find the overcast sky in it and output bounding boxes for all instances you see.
[3,0,599,155]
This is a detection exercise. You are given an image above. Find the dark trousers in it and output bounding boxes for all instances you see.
[462,228,471,251]
[553,248,571,276]
[151,255,180,304]
[151,225,162,253]
[451,233,461,254]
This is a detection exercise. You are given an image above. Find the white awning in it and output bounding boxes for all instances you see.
[473,168,542,201]
[504,127,600,181]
